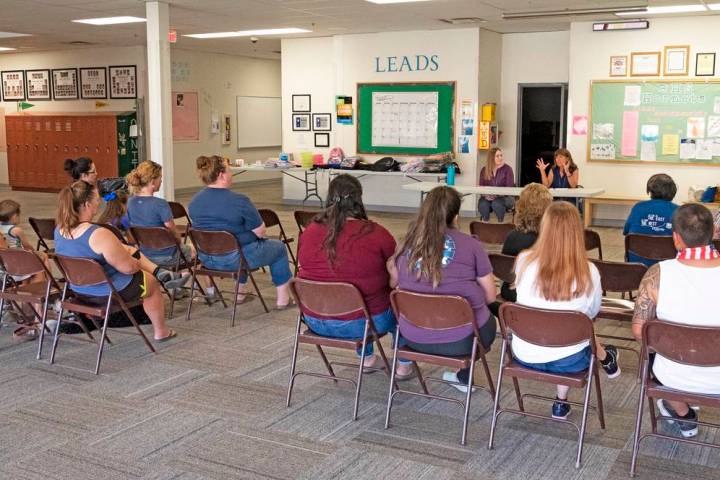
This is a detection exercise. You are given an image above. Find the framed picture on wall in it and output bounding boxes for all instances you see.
[663,45,690,76]
[609,56,627,77]
[80,67,108,99]
[292,113,310,131]
[292,94,311,112]
[51,68,79,100]
[314,132,330,147]
[1,70,26,100]
[25,69,51,100]
[222,113,232,145]
[696,52,716,76]
[312,113,332,131]
[630,51,661,77]
[109,65,137,99]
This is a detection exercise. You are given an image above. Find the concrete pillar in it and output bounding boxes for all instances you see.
[145,1,174,200]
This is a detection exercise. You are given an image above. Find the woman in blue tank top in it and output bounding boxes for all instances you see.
[536,148,580,204]
[54,181,182,342]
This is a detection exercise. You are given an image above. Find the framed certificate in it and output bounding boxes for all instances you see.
[609,56,627,77]
[1,70,26,100]
[696,52,716,77]
[26,69,51,100]
[80,67,108,99]
[663,45,689,76]
[109,65,137,99]
[630,51,661,77]
[51,68,79,100]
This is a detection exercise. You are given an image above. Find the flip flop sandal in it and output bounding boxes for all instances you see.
[155,329,177,342]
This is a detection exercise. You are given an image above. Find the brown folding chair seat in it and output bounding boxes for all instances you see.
[169,201,191,243]
[286,278,395,420]
[50,255,156,374]
[258,208,298,270]
[469,221,514,246]
[630,321,720,476]
[625,233,676,263]
[490,303,605,468]
[584,229,603,260]
[386,290,496,445]
[28,217,56,252]
[293,210,319,234]
[185,228,269,326]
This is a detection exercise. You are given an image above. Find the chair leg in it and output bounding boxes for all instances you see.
[352,323,370,421]
[286,315,302,407]
[185,267,198,322]
[593,363,606,429]
[117,298,155,354]
[94,299,113,375]
[648,396,658,434]
[384,325,401,429]
[512,378,524,411]
[575,357,596,469]
[247,271,269,313]
[479,351,496,399]
[630,360,649,477]
[316,345,337,379]
[488,338,508,450]
[374,335,398,391]
[36,286,52,360]
[461,339,478,446]
[231,276,241,327]
[414,362,430,395]
[50,286,69,365]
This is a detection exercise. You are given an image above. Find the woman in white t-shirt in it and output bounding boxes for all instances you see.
[512,201,620,420]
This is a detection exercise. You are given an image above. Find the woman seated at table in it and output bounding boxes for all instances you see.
[390,186,497,392]
[188,155,292,307]
[477,147,515,223]
[298,174,413,378]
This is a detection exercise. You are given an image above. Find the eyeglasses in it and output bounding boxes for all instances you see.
[87,169,97,174]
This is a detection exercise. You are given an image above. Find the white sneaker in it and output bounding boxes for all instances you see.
[442,371,475,393]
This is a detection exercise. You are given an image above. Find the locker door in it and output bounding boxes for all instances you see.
[100,116,118,177]
[6,118,19,186]
[32,118,46,188]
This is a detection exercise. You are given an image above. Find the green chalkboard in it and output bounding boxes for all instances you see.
[589,80,720,165]
[357,82,455,155]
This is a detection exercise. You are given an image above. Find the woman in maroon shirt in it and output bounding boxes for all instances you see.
[298,174,413,378]
[478,147,515,222]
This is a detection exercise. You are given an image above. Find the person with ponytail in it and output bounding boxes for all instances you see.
[97,189,130,231]
[389,186,497,392]
[64,157,98,184]
[298,174,413,378]
[54,181,189,341]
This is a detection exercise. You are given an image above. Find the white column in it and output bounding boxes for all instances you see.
[145,1,174,200]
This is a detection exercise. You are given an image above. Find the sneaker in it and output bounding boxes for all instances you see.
[442,371,475,394]
[157,270,191,290]
[552,398,571,420]
[600,344,621,379]
[656,399,698,438]
[44,319,59,334]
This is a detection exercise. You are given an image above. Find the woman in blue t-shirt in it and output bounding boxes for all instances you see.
[188,155,292,308]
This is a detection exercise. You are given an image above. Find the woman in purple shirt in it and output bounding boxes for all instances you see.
[478,148,515,222]
[389,186,497,392]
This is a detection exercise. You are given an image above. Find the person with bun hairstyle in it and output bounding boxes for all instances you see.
[64,157,98,184]
[188,155,292,307]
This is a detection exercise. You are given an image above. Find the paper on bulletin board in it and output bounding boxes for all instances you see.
[640,142,656,161]
[593,123,614,140]
[707,116,720,138]
[680,139,696,159]
[621,111,639,156]
[713,139,720,157]
[687,117,706,139]
[640,125,659,142]
[590,143,615,160]
[572,115,587,135]
[624,86,641,106]
[172,91,200,142]
[696,139,714,160]
[662,134,680,155]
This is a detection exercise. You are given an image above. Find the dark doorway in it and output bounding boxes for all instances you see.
[517,84,568,186]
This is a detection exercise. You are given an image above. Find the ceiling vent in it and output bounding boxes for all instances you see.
[440,17,485,25]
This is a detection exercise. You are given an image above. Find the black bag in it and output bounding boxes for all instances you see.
[372,157,400,172]
[97,177,128,196]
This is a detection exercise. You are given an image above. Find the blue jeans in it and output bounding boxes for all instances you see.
[198,238,292,286]
[478,196,515,222]
[513,346,592,374]
[304,307,410,363]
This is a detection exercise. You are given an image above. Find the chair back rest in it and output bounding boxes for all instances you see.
[469,221,514,246]
[584,229,602,255]
[290,278,369,319]
[294,210,319,232]
[499,302,595,350]
[188,228,239,256]
[591,259,647,293]
[130,226,178,251]
[55,255,109,287]
[93,223,127,244]
[489,253,515,284]
[169,201,191,223]
[29,217,55,240]
[390,289,476,332]
[643,321,720,367]
[625,234,676,261]
[258,209,280,228]
[0,248,46,278]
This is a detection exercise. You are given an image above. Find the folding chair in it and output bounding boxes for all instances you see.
[489,253,515,286]
[490,303,605,468]
[130,225,206,317]
[169,201,191,243]
[630,321,720,476]
[286,278,396,420]
[386,290,496,445]
[51,255,156,375]
[469,221,514,246]
[258,208,298,270]
[625,234,676,263]
[584,229,603,260]
[28,217,56,252]
[185,228,269,326]
[293,210,319,234]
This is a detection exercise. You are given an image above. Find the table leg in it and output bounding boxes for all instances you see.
[584,200,592,228]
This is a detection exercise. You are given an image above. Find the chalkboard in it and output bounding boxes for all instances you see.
[357,82,455,155]
[588,80,720,165]
[236,96,281,148]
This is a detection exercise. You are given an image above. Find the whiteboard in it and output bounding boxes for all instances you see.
[371,91,438,148]
[236,96,281,148]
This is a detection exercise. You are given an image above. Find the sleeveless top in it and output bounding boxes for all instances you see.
[54,224,133,296]
[653,259,720,394]
[550,166,571,189]
[0,223,22,248]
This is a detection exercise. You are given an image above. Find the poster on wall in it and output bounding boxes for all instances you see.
[222,114,231,145]
[172,91,199,141]
[51,68,79,100]
[336,96,353,125]
[80,67,107,99]
[109,65,137,99]
[1,71,26,100]
[26,69,50,100]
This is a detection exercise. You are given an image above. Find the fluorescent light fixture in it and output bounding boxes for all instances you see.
[365,0,433,4]
[184,28,310,39]
[593,20,649,31]
[616,5,707,16]
[73,16,147,25]
[706,3,720,10]
[0,47,17,51]
[502,5,647,19]
[0,32,31,38]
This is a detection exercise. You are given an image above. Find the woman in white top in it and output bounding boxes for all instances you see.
[512,201,620,420]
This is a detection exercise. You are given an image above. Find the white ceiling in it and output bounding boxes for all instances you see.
[0,0,718,59]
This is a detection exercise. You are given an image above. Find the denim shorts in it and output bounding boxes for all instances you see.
[146,243,193,269]
[513,346,591,374]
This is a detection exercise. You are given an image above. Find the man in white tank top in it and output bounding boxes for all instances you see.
[632,203,720,438]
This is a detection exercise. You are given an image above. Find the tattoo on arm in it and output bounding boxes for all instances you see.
[633,264,660,326]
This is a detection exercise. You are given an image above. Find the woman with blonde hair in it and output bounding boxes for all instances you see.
[477,147,515,222]
[512,201,619,420]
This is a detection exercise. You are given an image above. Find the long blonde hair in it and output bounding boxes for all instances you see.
[516,201,592,301]
[483,147,502,181]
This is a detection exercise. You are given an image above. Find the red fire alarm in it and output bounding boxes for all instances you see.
[168,28,177,43]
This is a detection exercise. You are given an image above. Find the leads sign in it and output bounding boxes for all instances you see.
[374,55,439,73]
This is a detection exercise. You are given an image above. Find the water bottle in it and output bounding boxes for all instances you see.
[447,163,456,186]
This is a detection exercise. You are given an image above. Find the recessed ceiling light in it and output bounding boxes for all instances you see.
[708,3,720,10]
[0,32,30,38]
[0,47,17,51]
[184,28,310,39]
[72,16,147,25]
[365,0,433,4]
[616,4,707,16]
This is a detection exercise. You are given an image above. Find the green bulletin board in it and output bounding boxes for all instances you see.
[357,82,455,155]
[589,80,720,165]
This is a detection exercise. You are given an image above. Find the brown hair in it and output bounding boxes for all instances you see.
[514,183,552,233]
[399,186,461,287]
[196,155,228,185]
[483,147,502,181]
[554,148,578,174]
[97,190,129,228]
[57,181,97,235]
[0,199,21,223]
[517,201,592,301]
[126,160,162,194]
